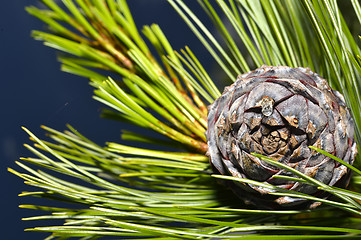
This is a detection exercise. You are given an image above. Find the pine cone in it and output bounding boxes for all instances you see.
[206,65,357,208]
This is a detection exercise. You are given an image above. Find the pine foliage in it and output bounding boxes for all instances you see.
[9,0,361,239]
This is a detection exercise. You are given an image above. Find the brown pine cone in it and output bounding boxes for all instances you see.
[206,65,357,208]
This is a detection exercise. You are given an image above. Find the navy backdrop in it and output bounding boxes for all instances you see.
[1,1,215,239]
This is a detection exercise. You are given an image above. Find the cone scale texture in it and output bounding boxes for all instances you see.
[206,65,357,208]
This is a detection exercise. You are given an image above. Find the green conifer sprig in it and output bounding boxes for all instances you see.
[9,0,361,239]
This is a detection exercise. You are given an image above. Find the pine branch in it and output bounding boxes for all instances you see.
[28,0,211,153]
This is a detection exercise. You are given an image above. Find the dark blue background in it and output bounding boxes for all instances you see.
[1,1,214,239]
